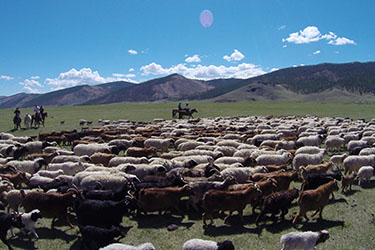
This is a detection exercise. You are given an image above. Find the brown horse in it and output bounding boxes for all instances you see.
[31,112,47,128]
[172,108,198,119]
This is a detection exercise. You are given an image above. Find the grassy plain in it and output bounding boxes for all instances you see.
[1,102,375,250]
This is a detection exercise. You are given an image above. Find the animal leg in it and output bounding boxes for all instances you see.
[0,234,13,250]
[311,208,320,217]
[223,211,233,224]
[292,214,300,224]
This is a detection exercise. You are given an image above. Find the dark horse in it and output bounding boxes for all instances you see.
[13,115,21,130]
[31,112,48,128]
[172,108,198,119]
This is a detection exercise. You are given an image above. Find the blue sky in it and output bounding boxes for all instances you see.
[0,0,373,96]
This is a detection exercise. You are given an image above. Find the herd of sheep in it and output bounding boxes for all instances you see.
[1,114,375,249]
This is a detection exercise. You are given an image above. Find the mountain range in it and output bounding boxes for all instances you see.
[1,61,375,109]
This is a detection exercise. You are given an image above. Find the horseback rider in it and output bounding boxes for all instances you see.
[34,104,40,116]
[40,105,45,116]
[13,107,21,129]
[178,102,182,110]
[185,103,190,112]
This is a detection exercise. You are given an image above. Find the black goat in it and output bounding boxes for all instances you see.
[78,224,123,250]
[0,212,24,250]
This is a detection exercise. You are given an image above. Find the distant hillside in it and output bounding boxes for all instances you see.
[84,74,217,104]
[0,81,133,109]
[1,61,375,109]
[213,61,375,102]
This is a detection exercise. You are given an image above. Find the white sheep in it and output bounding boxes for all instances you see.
[214,146,237,157]
[182,239,234,250]
[34,169,65,179]
[357,166,375,186]
[233,149,257,159]
[6,158,46,174]
[343,155,375,174]
[347,140,368,153]
[296,135,324,147]
[100,243,155,250]
[256,152,293,166]
[47,162,88,175]
[1,189,41,212]
[220,166,268,183]
[295,146,324,155]
[280,230,329,250]
[329,153,348,168]
[325,136,345,151]
[28,175,55,188]
[275,140,297,150]
[214,157,248,166]
[144,138,174,152]
[293,151,325,171]
[359,148,375,155]
[73,143,117,156]
[51,155,91,163]
[24,141,53,154]
[43,147,74,155]
[177,141,205,151]
[108,156,149,167]
[216,140,241,148]
[183,149,223,159]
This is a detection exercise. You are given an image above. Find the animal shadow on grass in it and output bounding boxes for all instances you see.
[69,226,132,250]
[203,214,262,236]
[8,232,39,250]
[342,189,360,196]
[259,218,295,234]
[328,197,349,205]
[134,214,194,229]
[37,226,77,242]
[359,180,375,189]
[296,218,345,231]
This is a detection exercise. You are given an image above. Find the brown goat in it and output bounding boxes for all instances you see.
[341,172,357,193]
[0,172,29,189]
[202,184,262,225]
[25,152,59,164]
[137,185,193,215]
[293,180,339,224]
[300,162,333,179]
[126,147,158,158]
[228,178,278,214]
[21,189,80,228]
[89,152,116,166]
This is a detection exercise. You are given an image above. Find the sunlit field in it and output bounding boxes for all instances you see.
[1,102,375,250]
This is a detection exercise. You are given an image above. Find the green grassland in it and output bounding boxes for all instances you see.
[1,102,375,249]
[2,101,375,137]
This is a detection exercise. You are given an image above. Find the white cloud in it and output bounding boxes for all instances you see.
[223,49,245,62]
[129,68,134,72]
[45,68,137,90]
[31,76,40,80]
[185,55,201,63]
[282,26,356,46]
[140,62,265,80]
[278,25,286,30]
[283,44,287,48]
[270,68,279,72]
[328,37,356,45]
[0,75,14,80]
[313,50,321,55]
[128,49,138,55]
[282,26,323,44]
[19,78,43,93]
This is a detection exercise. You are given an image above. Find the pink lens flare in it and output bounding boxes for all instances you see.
[200,10,213,28]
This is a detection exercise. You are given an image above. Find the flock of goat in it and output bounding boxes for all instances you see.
[0,114,375,249]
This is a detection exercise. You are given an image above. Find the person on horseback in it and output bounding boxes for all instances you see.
[13,107,21,129]
[178,102,182,110]
[40,105,44,116]
[34,104,40,115]
[185,103,190,112]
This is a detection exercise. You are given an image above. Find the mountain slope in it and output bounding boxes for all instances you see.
[0,81,133,109]
[84,74,216,104]
[213,61,375,102]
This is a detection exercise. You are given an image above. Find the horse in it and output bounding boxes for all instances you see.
[31,112,47,128]
[24,113,32,129]
[173,108,198,119]
[13,115,21,130]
